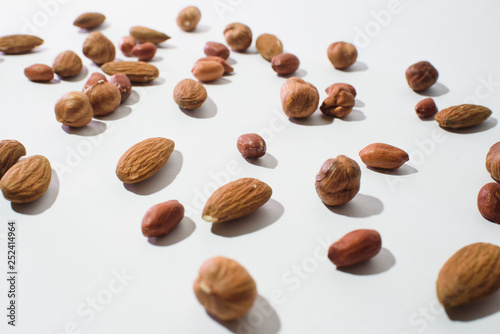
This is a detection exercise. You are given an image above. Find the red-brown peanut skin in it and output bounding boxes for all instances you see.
[141,200,185,237]
[328,229,382,267]
[477,183,500,224]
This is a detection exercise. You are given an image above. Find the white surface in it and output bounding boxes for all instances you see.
[1,0,500,333]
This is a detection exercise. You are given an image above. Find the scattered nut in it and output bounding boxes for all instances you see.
[415,98,438,118]
[101,61,159,83]
[129,26,170,44]
[176,6,201,32]
[196,56,233,73]
[119,36,137,57]
[83,32,115,65]
[173,79,207,110]
[359,143,409,169]
[223,23,252,51]
[108,73,132,103]
[131,42,157,61]
[84,80,121,116]
[280,77,319,118]
[192,61,224,82]
[73,12,105,29]
[83,72,107,91]
[271,53,300,75]
[328,229,382,267]
[326,83,357,97]
[486,142,500,182]
[24,64,54,82]
[142,200,185,237]
[320,86,355,117]
[237,134,266,159]
[256,34,283,61]
[0,140,26,179]
[327,42,357,69]
[435,104,491,129]
[54,91,93,128]
[0,34,43,54]
[477,183,500,224]
[204,42,230,60]
[53,50,83,77]
[405,61,439,92]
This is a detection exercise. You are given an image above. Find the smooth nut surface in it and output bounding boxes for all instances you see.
[326,83,356,97]
[256,33,283,61]
[192,61,224,82]
[176,6,201,32]
[223,23,252,51]
[280,77,319,118]
[196,56,233,73]
[327,42,357,69]
[142,200,185,237]
[237,134,266,159]
[108,73,132,103]
[131,42,157,61]
[415,98,438,118]
[359,143,409,170]
[129,26,170,44]
[320,86,355,118]
[406,61,439,92]
[83,72,107,91]
[173,79,207,110]
[24,64,54,82]
[53,50,82,77]
[73,12,105,29]
[119,36,137,57]
[486,142,500,182]
[84,80,121,116]
[271,53,300,75]
[328,229,382,267]
[83,32,115,65]
[204,42,230,60]
[55,91,93,128]
[477,183,500,224]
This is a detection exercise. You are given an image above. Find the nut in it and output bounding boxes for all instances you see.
[202,178,272,223]
[24,64,54,82]
[101,61,159,83]
[129,26,170,44]
[486,142,500,182]
[223,23,252,51]
[131,42,157,61]
[0,155,52,203]
[405,61,439,92]
[328,229,382,267]
[142,200,185,237]
[0,140,26,179]
[435,104,491,129]
[54,91,93,128]
[477,183,500,224]
[271,53,300,75]
[327,42,357,69]
[192,61,224,82]
[326,83,356,97]
[176,6,201,32]
[204,42,230,60]
[256,33,283,61]
[436,243,500,308]
[73,12,105,29]
[320,86,355,118]
[315,155,361,206]
[280,77,319,118]
[193,256,257,321]
[237,134,266,159]
[173,79,207,110]
[84,80,121,116]
[116,137,175,184]
[118,36,137,57]
[0,35,43,54]
[415,98,438,119]
[108,73,132,103]
[359,143,409,169]
[83,72,107,91]
[196,56,233,73]
[83,32,115,65]
[53,50,83,77]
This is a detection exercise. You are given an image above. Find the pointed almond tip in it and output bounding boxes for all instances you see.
[202,215,218,223]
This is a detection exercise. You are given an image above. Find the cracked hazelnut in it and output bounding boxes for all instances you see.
[320,86,355,118]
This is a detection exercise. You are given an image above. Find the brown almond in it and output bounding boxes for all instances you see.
[131,42,157,61]
[256,34,283,61]
[142,200,185,237]
[271,53,300,75]
[73,12,106,29]
[116,138,175,184]
[192,61,224,82]
[173,79,207,109]
[486,142,500,182]
[24,64,54,82]
[328,229,382,267]
[326,83,357,97]
[435,104,492,129]
[359,143,409,169]
[101,61,159,83]
[204,42,230,60]
[202,178,272,223]
[0,35,43,54]
[83,32,115,65]
[53,50,83,77]
[129,26,170,44]
[196,56,233,73]
[0,140,26,179]
[0,155,52,203]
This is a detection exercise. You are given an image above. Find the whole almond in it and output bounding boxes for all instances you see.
[415,98,438,119]
[119,36,137,57]
[328,230,382,267]
[53,50,83,77]
[0,35,43,54]
[101,61,159,83]
[204,42,230,60]
[55,91,93,127]
[437,243,500,308]
[131,42,157,61]
[256,34,283,61]
[202,178,272,223]
[84,80,121,116]
[271,53,300,75]
[108,73,132,103]
[477,183,500,224]
[73,12,105,29]
[192,61,224,82]
[223,23,252,51]
[173,79,207,109]
[435,104,492,129]
[320,86,355,118]
[0,140,26,179]
[176,6,201,32]
[0,155,52,203]
[326,83,357,97]
[280,77,320,118]
[83,72,107,91]
[196,56,233,73]
[129,26,170,44]
[486,142,500,182]
[142,200,185,237]
[24,64,54,82]
[83,32,115,65]
[359,143,409,169]
[116,137,175,184]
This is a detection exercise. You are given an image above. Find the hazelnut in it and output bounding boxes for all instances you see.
[415,98,438,118]
[119,36,137,57]
[256,33,283,61]
[315,155,361,206]
[83,72,107,91]
[176,6,201,32]
[192,61,224,82]
[84,80,121,116]
[54,91,93,128]
[193,256,257,321]
[204,42,230,60]
[327,42,357,69]
[142,200,185,238]
[280,77,320,118]
[131,42,157,61]
[196,56,233,74]
[24,64,54,82]
[326,83,357,97]
[53,50,83,77]
[237,134,266,159]
[223,23,252,51]
[320,86,355,118]
[173,79,207,110]
[83,32,116,65]
[486,142,500,182]
[405,61,439,92]
[271,53,300,75]
[477,183,500,224]
[108,73,132,103]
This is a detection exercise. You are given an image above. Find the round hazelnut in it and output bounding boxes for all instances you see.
[320,86,355,118]
[173,79,207,110]
[256,33,283,61]
[486,142,500,182]
[192,61,224,82]
[415,98,438,118]
[271,53,300,75]
[223,23,252,51]
[119,36,137,57]
[477,183,500,224]
[53,50,83,77]
[108,73,132,103]
[204,42,230,60]
[82,32,116,65]
[54,91,93,128]
[237,134,266,159]
[131,42,157,61]
[327,42,358,69]
[405,61,439,92]
[83,72,107,91]
[280,77,320,118]
[176,6,201,32]
[84,80,121,116]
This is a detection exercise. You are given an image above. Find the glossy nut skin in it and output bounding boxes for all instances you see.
[119,36,137,57]
[131,42,157,61]
[406,61,439,92]
[271,53,300,75]
[327,42,357,69]
[192,61,224,82]
[142,200,185,237]
[415,98,438,118]
[280,77,319,118]
[83,72,107,91]
[223,23,252,51]
[320,86,355,118]
[108,73,132,103]
[359,143,409,170]
[204,42,230,60]
[196,56,233,73]
[24,64,54,82]
[176,6,201,32]
[486,142,500,182]
[328,229,382,267]
[477,183,500,224]
[237,134,266,159]
[326,83,356,97]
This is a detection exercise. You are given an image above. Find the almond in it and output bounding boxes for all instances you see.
[101,61,159,83]
[435,104,491,129]
[24,64,54,82]
[0,155,52,203]
[116,138,175,184]
[0,140,26,179]
[83,32,115,65]
[202,178,272,223]
[328,229,382,267]
[129,26,170,44]
[73,12,106,29]
[359,143,409,169]
[0,35,43,54]
[196,56,233,73]
[142,200,185,237]
[436,243,500,308]
[53,50,83,77]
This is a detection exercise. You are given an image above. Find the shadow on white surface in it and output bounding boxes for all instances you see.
[95,105,132,121]
[147,217,196,246]
[446,289,500,321]
[226,58,237,66]
[77,22,110,33]
[339,61,368,72]
[211,199,284,237]
[148,56,163,63]
[238,47,259,55]
[289,114,333,126]
[124,150,183,195]
[192,24,210,33]
[2,47,47,56]
[416,82,449,97]
[325,193,384,218]
[205,77,232,86]
[12,169,59,215]
[34,77,61,84]
[278,68,308,79]
[244,153,278,169]
[132,77,166,87]
[440,117,497,134]
[157,43,178,49]
[341,109,366,122]
[124,90,140,105]
[209,295,281,334]
[0,58,3,63]
[355,99,365,108]
[59,66,88,82]
[367,164,418,176]
[62,120,107,136]
[181,97,217,118]
[338,248,396,275]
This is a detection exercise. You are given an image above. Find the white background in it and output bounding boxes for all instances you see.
[1,0,500,333]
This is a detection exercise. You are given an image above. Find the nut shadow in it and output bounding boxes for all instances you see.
[289,114,333,126]
[355,99,365,108]
[341,109,366,122]
[148,56,163,63]
[209,295,281,334]
[416,82,449,97]
[278,68,308,79]
[192,24,210,33]
[124,90,140,106]
[95,105,132,121]
[62,120,107,136]
[440,117,497,134]
[325,193,384,218]
[124,150,183,195]
[203,77,232,86]
[226,58,237,66]
[244,153,278,169]
[211,199,284,237]
[147,217,196,246]
[11,169,59,215]
[2,47,47,56]
[180,97,217,118]
[337,248,396,275]
[59,66,89,82]
[445,289,500,321]
[238,47,259,55]
[366,164,418,176]
[132,77,165,87]
[339,61,368,72]
[156,43,177,49]
[77,22,110,33]
[34,77,61,85]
